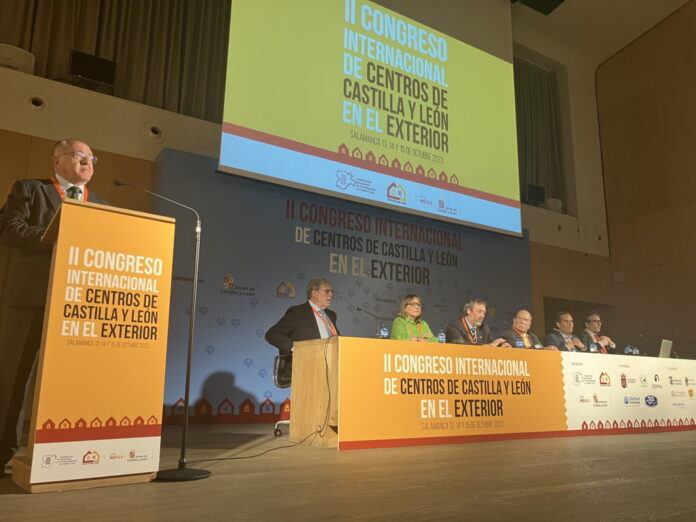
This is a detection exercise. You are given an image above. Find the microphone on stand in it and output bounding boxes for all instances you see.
[113,180,209,482]
[356,307,387,338]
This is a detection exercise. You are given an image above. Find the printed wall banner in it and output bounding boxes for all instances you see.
[29,202,175,484]
[154,149,531,424]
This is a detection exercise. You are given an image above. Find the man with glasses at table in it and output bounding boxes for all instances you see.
[265,278,340,357]
[445,299,509,347]
[578,312,616,354]
[0,139,108,476]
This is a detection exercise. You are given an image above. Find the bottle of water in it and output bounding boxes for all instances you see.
[437,329,446,343]
[378,322,389,339]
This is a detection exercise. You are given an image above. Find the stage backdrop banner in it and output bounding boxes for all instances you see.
[154,148,531,424]
[29,202,174,484]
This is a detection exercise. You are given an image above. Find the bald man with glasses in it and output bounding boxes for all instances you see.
[0,139,108,475]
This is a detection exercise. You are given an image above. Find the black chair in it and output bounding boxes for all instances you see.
[272,354,292,436]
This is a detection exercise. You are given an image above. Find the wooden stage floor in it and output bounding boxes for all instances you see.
[2,424,696,521]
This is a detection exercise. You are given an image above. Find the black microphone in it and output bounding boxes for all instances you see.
[356,307,385,338]
[113,180,200,222]
[356,306,379,320]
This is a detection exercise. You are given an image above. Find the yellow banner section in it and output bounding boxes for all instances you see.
[33,201,174,443]
[338,338,566,445]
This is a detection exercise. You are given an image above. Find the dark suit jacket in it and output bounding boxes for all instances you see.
[0,178,108,307]
[445,317,492,345]
[577,331,616,354]
[501,328,541,348]
[265,302,339,355]
[544,331,585,352]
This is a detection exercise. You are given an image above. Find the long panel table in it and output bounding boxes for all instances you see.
[290,337,696,450]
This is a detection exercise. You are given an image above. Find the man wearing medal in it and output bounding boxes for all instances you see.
[501,309,545,349]
[445,299,508,347]
[0,139,108,475]
[265,277,340,356]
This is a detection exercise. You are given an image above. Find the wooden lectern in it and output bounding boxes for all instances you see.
[12,200,175,493]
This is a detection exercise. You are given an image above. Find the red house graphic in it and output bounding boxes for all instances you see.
[351,147,363,159]
[279,399,291,421]
[365,151,376,162]
[90,417,103,428]
[427,168,437,179]
[147,415,158,425]
[449,174,459,185]
[195,398,212,417]
[106,417,117,427]
[403,161,413,173]
[258,398,277,422]
[172,398,186,416]
[120,416,131,427]
[415,165,425,176]
[438,171,448,182]
[338,143,349,155]
[75,418,87,428]
[378,154,388,166]
[134,416,145,426]
[43,419,55,430]
[238,398,256,418]
[59,418,72,429]
[217,398,234,416]
[391,158,401,169]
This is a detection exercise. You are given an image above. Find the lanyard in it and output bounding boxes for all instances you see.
[512,328,531,348]
[461,318,477,344]
[313,308,337,336]
[50,176,88,201]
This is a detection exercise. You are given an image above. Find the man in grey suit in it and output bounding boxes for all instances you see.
[0,139,108,475]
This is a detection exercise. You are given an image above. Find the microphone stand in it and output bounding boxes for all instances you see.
[356,307,382,337]
[114,181,210,481]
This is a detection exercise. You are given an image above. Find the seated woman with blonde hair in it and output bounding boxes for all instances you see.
[390,295,438,342]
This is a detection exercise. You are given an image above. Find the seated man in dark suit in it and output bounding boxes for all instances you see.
[501,309,544,349]
[578,312,616,354]
[0,139,108,475]
[544,311,586,352]
[265,278,340,357]
[445,299,508,347]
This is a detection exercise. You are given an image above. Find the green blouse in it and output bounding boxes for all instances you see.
[390,316,438,342]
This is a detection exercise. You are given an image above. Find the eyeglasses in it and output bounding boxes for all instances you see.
[406,302,423,308]
[589,319,602,323]
[56,150,98,164]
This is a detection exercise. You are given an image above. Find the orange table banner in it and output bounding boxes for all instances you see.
[337,338,567,448]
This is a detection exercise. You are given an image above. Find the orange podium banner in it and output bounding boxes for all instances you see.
[13,200,175,489]
[337,338,567,449]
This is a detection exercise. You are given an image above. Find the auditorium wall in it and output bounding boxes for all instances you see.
[595,2,696,358]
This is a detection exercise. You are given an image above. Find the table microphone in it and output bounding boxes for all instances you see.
[356,307,387,338]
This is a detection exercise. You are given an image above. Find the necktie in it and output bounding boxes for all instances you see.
[319,310,335,337]
[66,186,81,200]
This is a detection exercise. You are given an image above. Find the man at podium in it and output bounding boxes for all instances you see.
[0,139,107,475]
[265,277,340,356]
